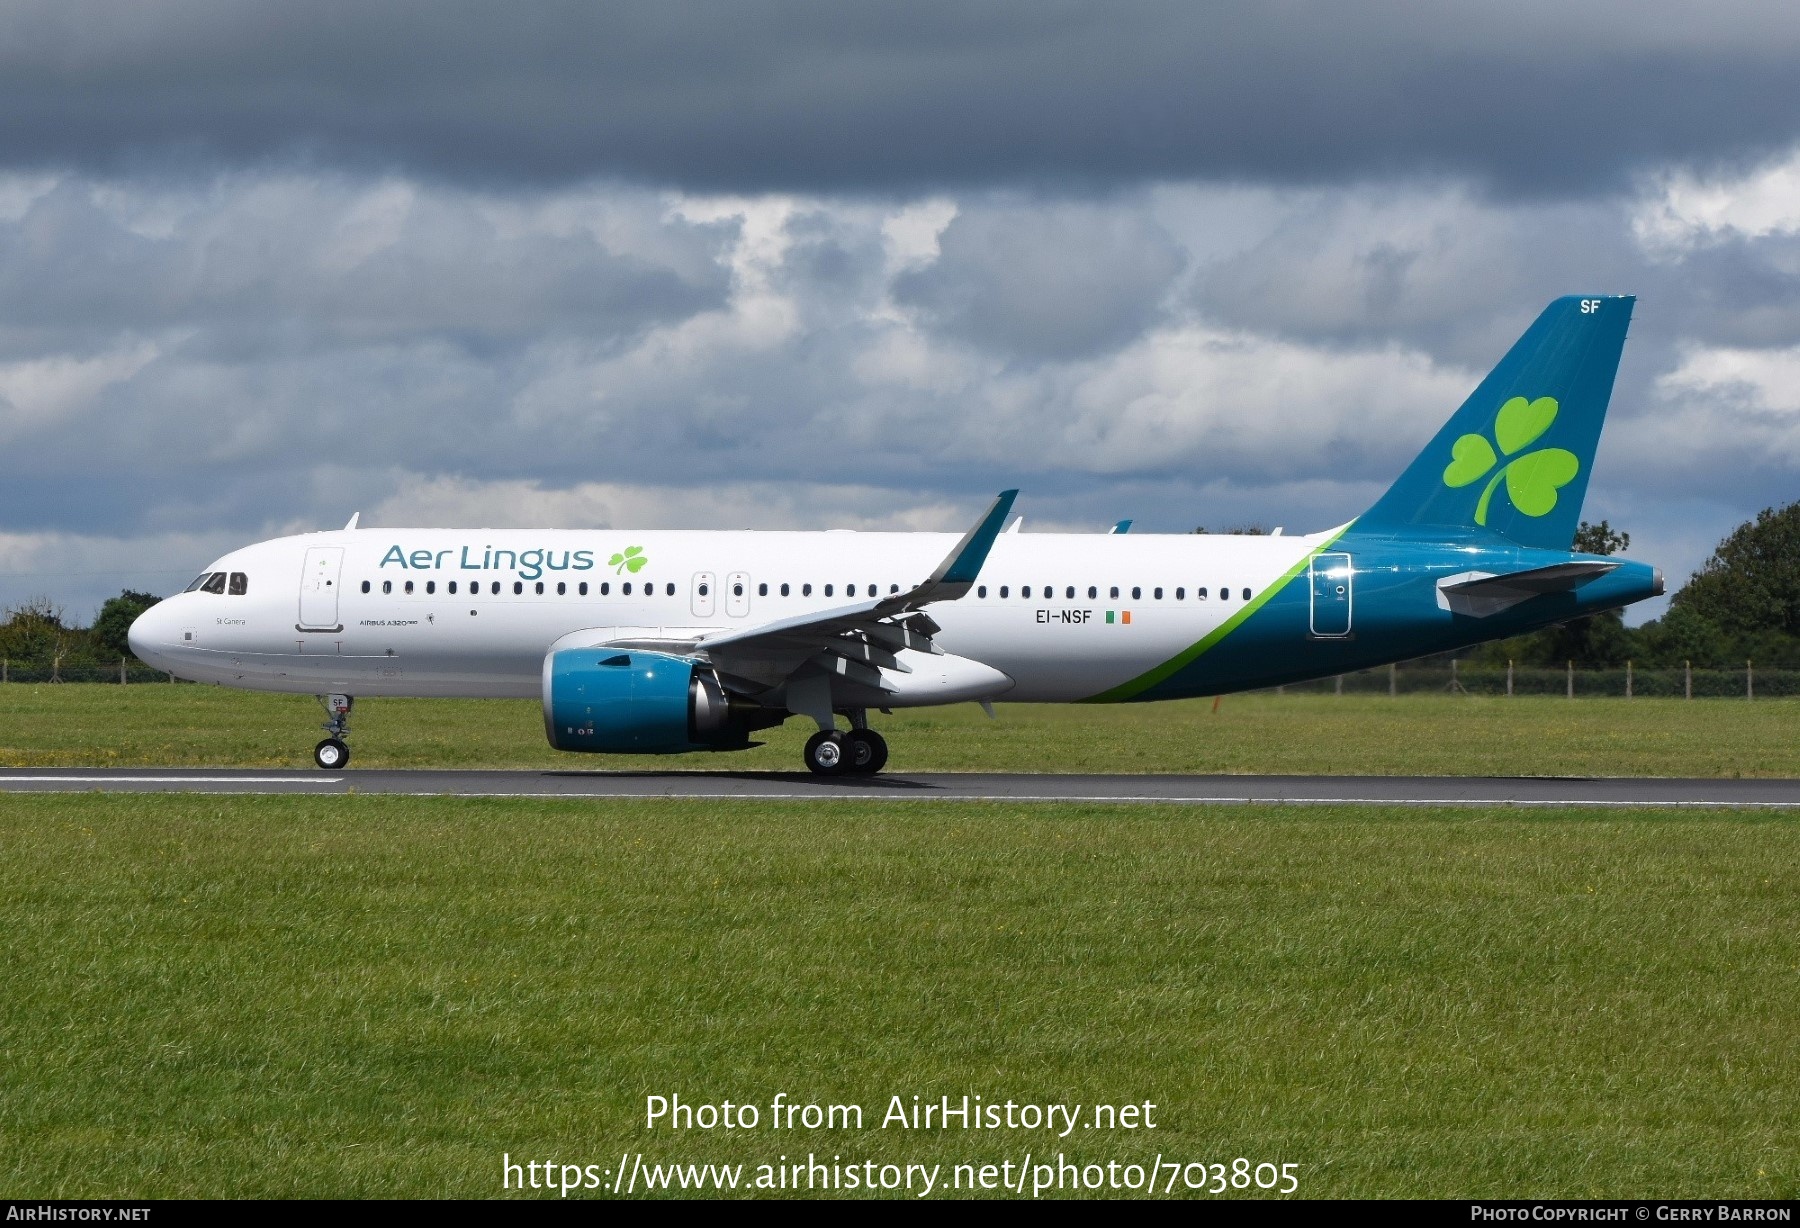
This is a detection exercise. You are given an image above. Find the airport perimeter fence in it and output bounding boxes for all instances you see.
[0,659,182,684]
[1274,661,1799,699]
[0,659,1792,698]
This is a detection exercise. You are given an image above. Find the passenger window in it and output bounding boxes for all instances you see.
[1198,587,1208,599]
[361,580,371,593]
[846,584,856,597]
[1000,586,1009,598]
[825,584,834,597]
[1219,587,1230,602]
[1153,587,1162,600]
[448,581,458,595]
[699,582,709,596]
[1175,587,1185,599]
[803,584,812,596]
[1088,586,1097,599]
[623,582,632,596]
[1066,586,1075,599]
[890,584,899,594]
[381,580,392,594]
[580,582,589,596]
[535,581,544,595]
[978,585,986,598]
[556,582,565,595]
[229,572,248,595]
[1242,587,1252,601]
[733,582,744,597]
[1109,586,1119,599]
[666,583,675,596]
[490,581,500,595]
[513,581,523,595]
[404,581,414,594]
[1132,586,1141,599]
[426,581,436,595]
[780,583,790,596]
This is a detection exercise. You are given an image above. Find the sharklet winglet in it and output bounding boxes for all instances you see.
[913,489,1018,600]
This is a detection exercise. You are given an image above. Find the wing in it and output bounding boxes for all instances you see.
[691,489,1018,694]
[545,491,1017,703]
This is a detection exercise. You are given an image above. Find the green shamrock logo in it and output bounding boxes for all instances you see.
[608,545,647,575]
[1442,396,1580,526]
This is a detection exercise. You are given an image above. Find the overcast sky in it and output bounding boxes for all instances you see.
[4,1,1800,622]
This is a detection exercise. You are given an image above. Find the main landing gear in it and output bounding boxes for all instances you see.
[314,693,354,769]
[802,713,889,777]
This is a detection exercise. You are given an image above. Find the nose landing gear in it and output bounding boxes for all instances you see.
[314,693,354,769]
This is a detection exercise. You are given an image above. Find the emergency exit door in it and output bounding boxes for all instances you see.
[691,571,717,618]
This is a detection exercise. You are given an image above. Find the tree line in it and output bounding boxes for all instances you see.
[0,591,159,670]
[1472,508,1800,669]
[6,504,1800,671]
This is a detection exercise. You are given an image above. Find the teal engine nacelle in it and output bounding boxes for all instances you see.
[542,649,750,754]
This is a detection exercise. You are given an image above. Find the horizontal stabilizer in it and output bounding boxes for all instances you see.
[1436,560,1619,618]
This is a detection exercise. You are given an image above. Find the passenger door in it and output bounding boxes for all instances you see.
[298,547,344,630]
[1309,552,1352,638]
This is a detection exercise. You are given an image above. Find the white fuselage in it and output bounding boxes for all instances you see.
[128,527,1332,703]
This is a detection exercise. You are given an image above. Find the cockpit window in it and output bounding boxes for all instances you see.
[200,572,227,595]
[228,572,248,595]
[184,572,212,593]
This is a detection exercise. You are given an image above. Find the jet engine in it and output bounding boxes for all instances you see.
[542,649,753,753]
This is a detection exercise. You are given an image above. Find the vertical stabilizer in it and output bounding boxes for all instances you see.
[1357,296,1633,549]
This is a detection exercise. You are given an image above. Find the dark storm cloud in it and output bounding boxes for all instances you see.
[2,1,1799,194]
[896,202,1185,359]
[0,177,728,350]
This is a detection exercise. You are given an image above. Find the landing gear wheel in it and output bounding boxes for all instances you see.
[846,729,889,775]
[803,730,851,776]
[315,695,355,770]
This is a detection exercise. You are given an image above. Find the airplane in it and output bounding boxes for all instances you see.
[129,295,1661,776]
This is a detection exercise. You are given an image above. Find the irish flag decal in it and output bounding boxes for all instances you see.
[1105,610,1132,625]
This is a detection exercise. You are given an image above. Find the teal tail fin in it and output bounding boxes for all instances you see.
[1357,295,1633,549]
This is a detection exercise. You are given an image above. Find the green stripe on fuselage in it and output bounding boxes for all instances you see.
[1081,526,1352,703]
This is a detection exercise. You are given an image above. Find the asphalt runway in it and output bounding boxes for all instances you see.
[2,768,1800,807]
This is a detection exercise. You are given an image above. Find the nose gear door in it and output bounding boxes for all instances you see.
[1309,552,1353,638]
[299,547,345,630]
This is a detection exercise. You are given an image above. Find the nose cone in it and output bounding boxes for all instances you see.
[127,601,178,670]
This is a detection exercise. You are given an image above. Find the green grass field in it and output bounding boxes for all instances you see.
[4,690,1796,1197]
[2,793,1796,1199]
[3,684,1800,776]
